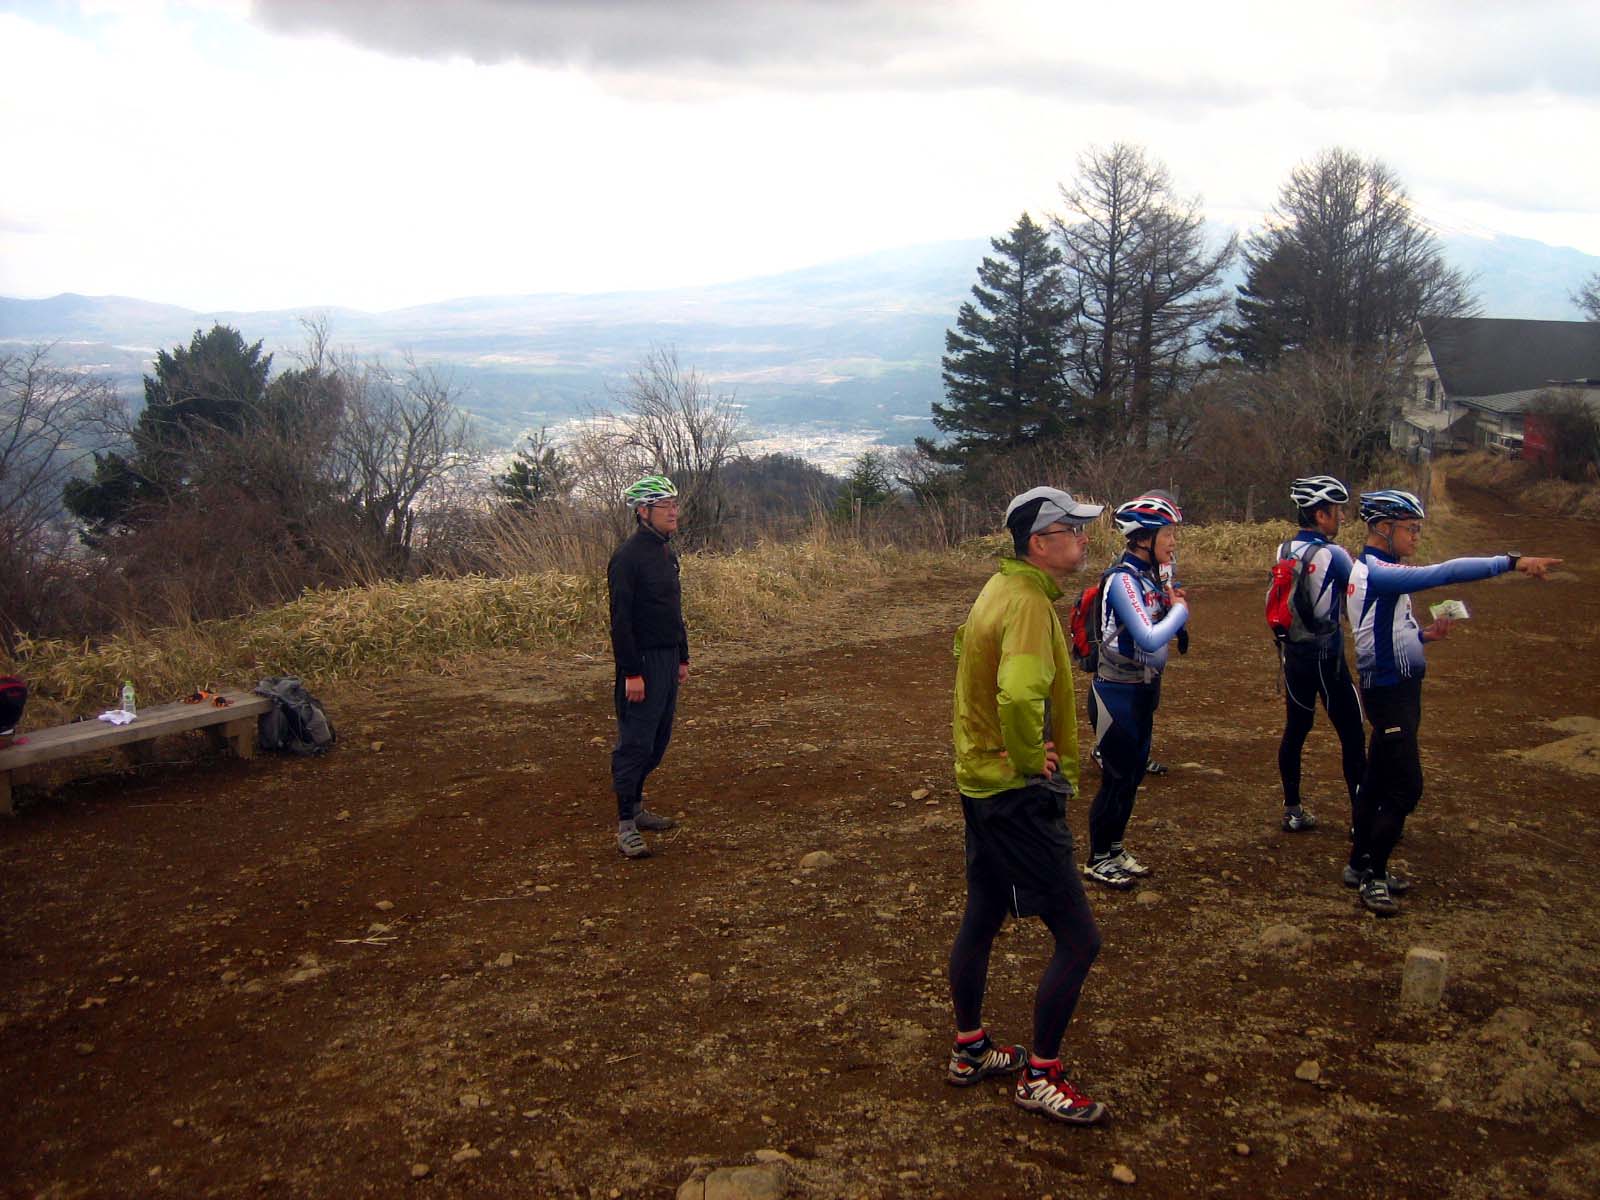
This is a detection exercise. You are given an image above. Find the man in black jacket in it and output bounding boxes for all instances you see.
[608,475,690,858]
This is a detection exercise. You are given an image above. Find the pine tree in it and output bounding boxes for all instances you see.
[64,325,275,539]
[832,450,894,521]
[920,213,1072,467]
[1214,149,1476,364]
[493,428,574,509]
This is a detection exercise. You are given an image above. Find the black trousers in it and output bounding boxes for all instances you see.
[1350,679,1424,878]
[1278,648,1366,811]
[610,646,681,821]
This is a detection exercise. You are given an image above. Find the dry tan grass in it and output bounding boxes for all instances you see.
[1444,451,1600,520]
[3,534,927,727]
[962,516,1300,578]
[9,497,1492,730]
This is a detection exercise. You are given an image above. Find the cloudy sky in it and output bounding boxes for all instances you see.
[3,0,1597,312]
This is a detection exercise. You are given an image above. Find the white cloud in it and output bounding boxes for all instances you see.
[1,0,1596,310]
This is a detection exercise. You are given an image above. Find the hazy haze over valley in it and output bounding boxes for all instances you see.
[2,231,1596,470]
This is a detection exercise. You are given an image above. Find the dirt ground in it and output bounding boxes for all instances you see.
[3,483,1598,1199]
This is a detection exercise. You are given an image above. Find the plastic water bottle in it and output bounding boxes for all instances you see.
[120,681,136,716]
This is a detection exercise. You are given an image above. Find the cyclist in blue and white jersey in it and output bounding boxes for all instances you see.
[1084,493,1190,889]
[1274,476,1364,835]
[1344,489,1560,915]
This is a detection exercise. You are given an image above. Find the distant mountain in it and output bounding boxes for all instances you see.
[3,233,1594,461]
[1437,233,1599,321]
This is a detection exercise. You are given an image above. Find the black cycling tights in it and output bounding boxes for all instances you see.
[1278,651,1366,810]
[948,881,1101,1061]
[1350,680,1425,879]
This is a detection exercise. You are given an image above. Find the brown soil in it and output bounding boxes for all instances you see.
[4,484,1599,1199]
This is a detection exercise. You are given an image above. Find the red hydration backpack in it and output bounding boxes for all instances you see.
[1265,542,1339,644]
[0,675,27,738]
[1070,565,1134,673]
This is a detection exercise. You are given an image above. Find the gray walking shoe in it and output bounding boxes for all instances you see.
[1282,805,1318,832]
[1342,863,1410,892]
[617,826,651,859]
[634,807,677,831]
[1359,874,1399,916]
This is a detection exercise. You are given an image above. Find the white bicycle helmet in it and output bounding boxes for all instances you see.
[1289,475,1350,509]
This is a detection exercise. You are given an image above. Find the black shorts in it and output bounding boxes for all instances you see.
[961,784,1080,918]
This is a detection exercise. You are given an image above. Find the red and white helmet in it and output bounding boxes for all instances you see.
[1113,492,1183,538]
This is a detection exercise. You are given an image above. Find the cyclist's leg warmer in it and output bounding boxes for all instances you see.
[611,647,681,818]
[1032,884,1102,1061]
[948,876,1010,1033]
[1278,654,1319,807]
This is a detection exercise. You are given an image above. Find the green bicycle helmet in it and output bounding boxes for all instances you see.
[622,474,678,507]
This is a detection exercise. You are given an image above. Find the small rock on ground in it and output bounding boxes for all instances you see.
[1260,923,1310,950]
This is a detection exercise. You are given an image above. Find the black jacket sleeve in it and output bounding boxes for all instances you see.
[608,550,642,677]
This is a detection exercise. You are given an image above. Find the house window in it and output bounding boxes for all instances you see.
[1425,378,1437,409]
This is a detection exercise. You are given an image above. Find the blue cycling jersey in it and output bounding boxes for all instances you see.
[1276,531,1355,654]
[1098,552,1189,684]
[1349,547,1510,687]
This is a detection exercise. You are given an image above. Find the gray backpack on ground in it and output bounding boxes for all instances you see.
[254,676,336,756]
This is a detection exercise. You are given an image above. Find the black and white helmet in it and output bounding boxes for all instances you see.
[1289,475,1349,509]
[1359,489,1426,524]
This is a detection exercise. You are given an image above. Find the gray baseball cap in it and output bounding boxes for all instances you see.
[1004,486,1105,534]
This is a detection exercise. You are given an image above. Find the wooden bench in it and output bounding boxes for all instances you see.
[0,691,270,815]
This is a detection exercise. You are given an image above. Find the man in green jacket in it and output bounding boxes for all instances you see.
[944,486,1108,1127]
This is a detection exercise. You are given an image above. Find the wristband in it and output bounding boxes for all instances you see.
[1506,553,1521,571]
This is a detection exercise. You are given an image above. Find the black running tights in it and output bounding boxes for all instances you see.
[948,880,1102,1061]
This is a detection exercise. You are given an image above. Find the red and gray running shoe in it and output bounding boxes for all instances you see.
[1014,1064,1107,1125]
[946,1039,1027,1087]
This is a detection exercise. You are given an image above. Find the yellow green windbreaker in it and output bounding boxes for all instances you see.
[952,557,1081,798]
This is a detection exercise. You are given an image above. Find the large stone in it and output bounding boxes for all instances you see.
[798,851,836,871]
[1401,947,1448,1008]
[697,1164,785,1200]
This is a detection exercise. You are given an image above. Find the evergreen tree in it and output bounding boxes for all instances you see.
[493,428,574,509]
[1214,148,1476,364]
[64,325,274,539]
[832,450,894,521]
[920,213,1072,467]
